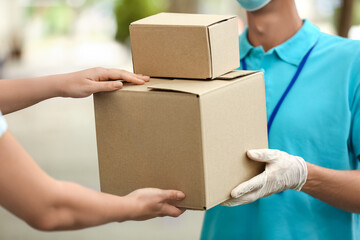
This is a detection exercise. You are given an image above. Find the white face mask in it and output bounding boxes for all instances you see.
[236,0,272,11]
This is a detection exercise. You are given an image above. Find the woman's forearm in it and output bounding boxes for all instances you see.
[302,162,360,213]
[33,181,135,231]
[0,131,133,230]
[0,131,129,230]
[0,75,63,114]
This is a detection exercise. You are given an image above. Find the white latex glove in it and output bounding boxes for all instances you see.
[222,149,308,207]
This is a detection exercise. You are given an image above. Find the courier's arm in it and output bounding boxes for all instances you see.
[301,159,360,213]
[0,68,149,114]
[223,149,360,213]
[0,131,185,231]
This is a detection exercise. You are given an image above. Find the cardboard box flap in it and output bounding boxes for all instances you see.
[148,79,236,96]
[131,12,236,27]
[215,70,258,80]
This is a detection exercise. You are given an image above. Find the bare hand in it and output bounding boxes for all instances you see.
[125,188,186,221]
[59,67,150,98]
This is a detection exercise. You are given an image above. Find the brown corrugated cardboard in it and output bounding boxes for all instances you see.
[130,13,240,79]
[94,71,268,210]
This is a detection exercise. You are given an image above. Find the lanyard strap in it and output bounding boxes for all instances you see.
[241,42,317,135]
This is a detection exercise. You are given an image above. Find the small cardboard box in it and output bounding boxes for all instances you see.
[94,71,268,210]
[130,12,240,79]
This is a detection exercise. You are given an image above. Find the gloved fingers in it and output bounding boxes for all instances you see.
[221,190,262,206]
[247,149,286,162]
[230,172,266,198]
[221,197,242,207]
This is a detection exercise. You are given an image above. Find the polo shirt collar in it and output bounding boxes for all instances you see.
[239,28,255,60]
[239,19,321,66]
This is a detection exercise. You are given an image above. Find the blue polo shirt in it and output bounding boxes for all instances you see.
[0,111,7,138]
[201,20,360,239]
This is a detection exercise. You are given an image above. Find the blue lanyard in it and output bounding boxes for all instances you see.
[241,42,317,135]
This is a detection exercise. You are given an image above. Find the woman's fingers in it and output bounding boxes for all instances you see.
[160,204,186,217]
[95,68,149,85]
[88,81,123,94]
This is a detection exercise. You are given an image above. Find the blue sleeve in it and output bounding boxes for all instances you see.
[351,87,360,158]
[0,111,7,138]
[350,52,360,158]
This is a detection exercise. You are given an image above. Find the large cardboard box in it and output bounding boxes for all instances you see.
[130,13,240,79]
[94,71,268,210]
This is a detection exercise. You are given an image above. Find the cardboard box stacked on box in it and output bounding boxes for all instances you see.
[94,13,268,210]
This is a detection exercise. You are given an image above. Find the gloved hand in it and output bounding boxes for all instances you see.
[222,149,308,207]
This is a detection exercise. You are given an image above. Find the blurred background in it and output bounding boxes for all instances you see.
[0,0,359,239]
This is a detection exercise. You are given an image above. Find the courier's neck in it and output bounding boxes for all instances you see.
[246,0,302,52]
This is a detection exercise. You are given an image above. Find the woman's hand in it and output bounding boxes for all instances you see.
[124,188,186,221]
[58,67,150,98]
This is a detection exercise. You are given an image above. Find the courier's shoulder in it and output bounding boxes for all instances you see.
[318,32,360,55]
